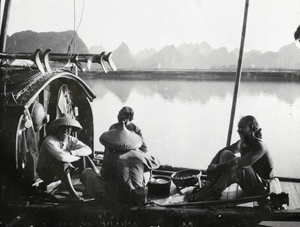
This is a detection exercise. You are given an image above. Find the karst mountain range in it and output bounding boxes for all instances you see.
[6,30,300,70]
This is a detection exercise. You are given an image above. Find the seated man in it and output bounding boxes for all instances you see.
[189,115,274,202]
[99,121,160,205]
[37,113,92,200]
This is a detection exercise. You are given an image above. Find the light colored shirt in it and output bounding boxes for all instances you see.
[38,135,92,168]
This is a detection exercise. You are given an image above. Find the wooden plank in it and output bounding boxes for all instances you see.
[227,184,239,200]
[280,181,300,210]
[221,185,230,200]
[293,182,300,201]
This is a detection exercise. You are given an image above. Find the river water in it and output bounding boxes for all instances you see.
[82,72,300,178]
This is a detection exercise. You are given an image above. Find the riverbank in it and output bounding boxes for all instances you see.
[79,69,300,82]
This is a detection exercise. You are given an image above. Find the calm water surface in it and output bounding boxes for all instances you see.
[83,74,300,178]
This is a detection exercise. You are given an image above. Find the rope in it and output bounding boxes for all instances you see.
[15,72,45,100]
[67,0,85,56]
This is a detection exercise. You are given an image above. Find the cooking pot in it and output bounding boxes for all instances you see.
[148,175,171,196]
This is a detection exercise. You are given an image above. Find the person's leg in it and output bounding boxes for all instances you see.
[80,168,106,198]
[206,150,236,187]
[64,172,82,200]
[189,151,238,201]
[212,171,241,191]
[143,171,151,186]
[197,166,267,201]
[239,167,268,196]
[37,161,64,193]
[62,162,82,200]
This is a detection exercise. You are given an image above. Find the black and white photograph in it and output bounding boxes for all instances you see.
[0,0,300,226]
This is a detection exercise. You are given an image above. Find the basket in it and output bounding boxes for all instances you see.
[171,169,202,188]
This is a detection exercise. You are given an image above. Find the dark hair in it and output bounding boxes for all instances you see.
[118,106,134,122]
[242,115,262,139]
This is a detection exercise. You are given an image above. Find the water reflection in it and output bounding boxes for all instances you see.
[82,75,300,178]
[84,78,300,105]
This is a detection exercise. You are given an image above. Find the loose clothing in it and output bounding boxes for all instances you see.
[37,135,91,184]
[101,149,160,203]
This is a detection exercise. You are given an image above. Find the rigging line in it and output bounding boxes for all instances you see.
[73,0,77,52]
[67,0,85,55]
[73,0,76,52]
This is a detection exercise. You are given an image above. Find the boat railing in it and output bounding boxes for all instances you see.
[0,49,117,74]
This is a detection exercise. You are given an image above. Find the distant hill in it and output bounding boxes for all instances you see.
[108,42,300,70]
[134,48,157,62]
[5,30,300,70]
[89,45,106,54]
[112,42,138,69]
[6,30,89,54]
[140,45,186,69]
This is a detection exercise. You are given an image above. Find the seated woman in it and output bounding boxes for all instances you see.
[189,115,274,202]
[37,113,92,200]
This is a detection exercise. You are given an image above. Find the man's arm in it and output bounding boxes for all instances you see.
[216,140,266,172]
[143,152,160,170]
[44,137,80,162]
[207,141,239,170]
[237,141,266,169]
[68,136,92,156]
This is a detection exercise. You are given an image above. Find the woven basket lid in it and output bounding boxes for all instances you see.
[100,122,142,151]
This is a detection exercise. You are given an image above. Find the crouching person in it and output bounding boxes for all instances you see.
[188,115,274,202]
[37,113,92,201]
[98,121,160,206]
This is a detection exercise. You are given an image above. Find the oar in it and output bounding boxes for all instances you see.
[158,192,288,208]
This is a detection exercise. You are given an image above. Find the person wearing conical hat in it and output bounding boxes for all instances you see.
[37,113,92,201]
[81,121,160,205]
[108,106,148,153]
[100,122,160,205]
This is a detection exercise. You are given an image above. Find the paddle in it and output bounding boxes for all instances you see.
[157,192,288,209]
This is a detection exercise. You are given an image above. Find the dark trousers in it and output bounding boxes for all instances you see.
[208,150,268,196]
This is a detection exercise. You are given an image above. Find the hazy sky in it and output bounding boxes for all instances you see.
[4,0,300,53]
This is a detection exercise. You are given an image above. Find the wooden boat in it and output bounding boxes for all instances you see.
[0,51,299,227]
[1,1,300,226]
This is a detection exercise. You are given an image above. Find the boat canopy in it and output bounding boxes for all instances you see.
[1,69,96,108]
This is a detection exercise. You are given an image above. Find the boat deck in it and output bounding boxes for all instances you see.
[145,174,299,210]
[35,175,297,226]
[3,160,299,227]
[52,163,300,217]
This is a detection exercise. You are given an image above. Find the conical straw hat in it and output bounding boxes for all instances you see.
[49,113,82,132]
[100,122,142,151]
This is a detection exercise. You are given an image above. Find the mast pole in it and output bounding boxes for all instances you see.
[226,0,250,146]
[0,0,12,52]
